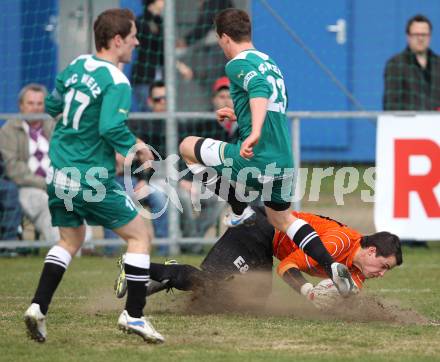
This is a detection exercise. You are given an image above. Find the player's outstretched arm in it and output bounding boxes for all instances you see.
[281,267,309,294]
[282,267,343,310]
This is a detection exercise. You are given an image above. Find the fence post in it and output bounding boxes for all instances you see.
[292,117,301,211]
[164,0,180,255]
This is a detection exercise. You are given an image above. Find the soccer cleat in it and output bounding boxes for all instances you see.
[164,259,178,266]
[146,279,171,296]
[330,262,357,297]
[116,257,178,298]
[223,206,256,228]
[146,259,178,296]
[118,310,164,343]
[24,303,47,343]
[114,255,127,299]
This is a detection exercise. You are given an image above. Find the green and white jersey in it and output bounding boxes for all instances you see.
[225,49,292,165]
[45,54,137,186]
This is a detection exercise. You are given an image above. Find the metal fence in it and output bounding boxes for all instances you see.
[1,109,437,251]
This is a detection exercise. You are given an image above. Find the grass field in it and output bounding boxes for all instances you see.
[1,244,439,362]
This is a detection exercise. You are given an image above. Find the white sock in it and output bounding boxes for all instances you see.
[45,245,72,269]
[124,253,150,269]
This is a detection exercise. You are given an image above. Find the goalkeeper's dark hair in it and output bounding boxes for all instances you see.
[361,232,403,265]
[215,8,251,42]
[94,8,136,51]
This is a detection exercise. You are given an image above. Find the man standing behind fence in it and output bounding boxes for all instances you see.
[383,14,440,110]
[383,14,440,247]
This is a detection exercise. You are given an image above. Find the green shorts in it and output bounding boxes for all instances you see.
[195,138,294,204]
[47,178,138,230]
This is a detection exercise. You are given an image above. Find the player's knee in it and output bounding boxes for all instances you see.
[57,239,81,257]
[125,237,151,254]
[179,136,199,162]
[265,208,279,228]
[265,206,295,232]
[115,217,151,252]
[179,136,195,160]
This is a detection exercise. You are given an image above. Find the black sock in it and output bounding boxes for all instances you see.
[287,221,334,277]
[150,263,204,291]
[125,263,149,318]
[303,240,334,277]
[32,263,66,315]
[31,246,71,315]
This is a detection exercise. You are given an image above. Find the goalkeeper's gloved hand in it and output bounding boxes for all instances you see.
[300,281,342,310]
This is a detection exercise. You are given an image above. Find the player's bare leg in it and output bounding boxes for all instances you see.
[180,136,256,227]
[264,207,356,296]
[25,226,86,342]
[179,136,201,165]
[113,215,164,343]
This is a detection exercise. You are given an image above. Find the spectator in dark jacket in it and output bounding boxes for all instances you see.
[175,1,235,112]
[383,14,440,110]
[383,14,436,248]
[131,0,192,111]
[177,0,235,49]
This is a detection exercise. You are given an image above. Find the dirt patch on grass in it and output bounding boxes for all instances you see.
[325,294,431,325]
[81,288,123,316]
[180,271,431,326]
[78,270,432,326]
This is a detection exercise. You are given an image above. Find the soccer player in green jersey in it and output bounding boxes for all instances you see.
[24,9,164,344]
[180,8,356,297]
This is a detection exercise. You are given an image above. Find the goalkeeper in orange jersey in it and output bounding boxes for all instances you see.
[115,207,402,309]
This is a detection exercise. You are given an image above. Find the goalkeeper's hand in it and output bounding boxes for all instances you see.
[300,281,343,310]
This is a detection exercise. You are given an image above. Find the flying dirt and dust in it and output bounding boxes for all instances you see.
[83,271,432,326]
[181,271,432,326]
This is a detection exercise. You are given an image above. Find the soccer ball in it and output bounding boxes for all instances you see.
[315,278,339,292]
[307,279,341,310]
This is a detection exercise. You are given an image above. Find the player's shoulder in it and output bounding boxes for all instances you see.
[68,54,130,86]
[69,54,92,66]
[234,49,270,62]
[227,49,270,68]
[321,226,362,256]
